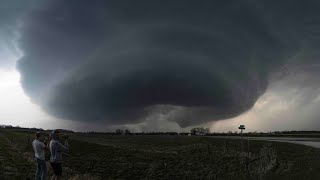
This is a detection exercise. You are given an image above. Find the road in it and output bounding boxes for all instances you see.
[210,136,320,149]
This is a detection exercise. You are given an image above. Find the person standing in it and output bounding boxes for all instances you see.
[32,132,47,180]
[49,130,69,180]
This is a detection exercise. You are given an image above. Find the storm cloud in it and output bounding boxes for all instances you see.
[16,0,320,127]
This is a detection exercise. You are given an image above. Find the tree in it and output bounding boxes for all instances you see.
[125,129,131,135]
[190,127,210,135]
[115,129,124,135]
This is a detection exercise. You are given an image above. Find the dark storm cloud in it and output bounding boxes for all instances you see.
[17,0,320,127]
[0,0,26,68]
[0,0,47,68]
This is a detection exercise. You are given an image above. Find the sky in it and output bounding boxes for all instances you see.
[0,0,320,132]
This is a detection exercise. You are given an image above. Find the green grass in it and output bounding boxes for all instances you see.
[1,129,320,179]
[0,130,35,179]
[66,137,246,179]
[72,134,320,179]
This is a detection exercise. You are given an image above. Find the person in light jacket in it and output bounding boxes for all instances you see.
[49,130,69,180]
[32,132,48,180]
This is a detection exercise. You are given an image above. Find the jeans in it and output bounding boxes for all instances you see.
[35,157,47,180]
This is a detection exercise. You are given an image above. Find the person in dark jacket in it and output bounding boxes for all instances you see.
[49,130,69,180]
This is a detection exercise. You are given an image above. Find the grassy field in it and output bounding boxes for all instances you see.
[0,130,35,178]
[1,129,320,179]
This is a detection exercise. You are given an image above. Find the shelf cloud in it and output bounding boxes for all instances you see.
[14,0,320,128]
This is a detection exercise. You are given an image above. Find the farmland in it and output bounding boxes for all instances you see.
[1,129,320,179]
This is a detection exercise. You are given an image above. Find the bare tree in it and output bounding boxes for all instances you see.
[115,129,124,135]
[190,127,210,135]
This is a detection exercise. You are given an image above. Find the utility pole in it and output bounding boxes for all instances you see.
[239,124,250,174]
[238,125,245,152]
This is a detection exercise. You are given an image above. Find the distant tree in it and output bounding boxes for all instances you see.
[190,127,210,135]
[190,128,197,135]
[115,129,124,135]
[204,128,210,134]
[125,129,131,135]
